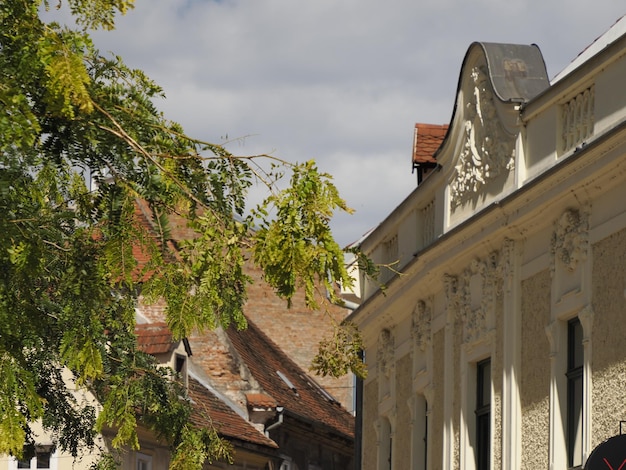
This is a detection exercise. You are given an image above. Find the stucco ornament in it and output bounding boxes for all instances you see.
[450,66,516,208]
[551,208,589,273]
[377,329,395,378]
[411,300,431,352]
[443,274,460,309]
[460,253,499,344]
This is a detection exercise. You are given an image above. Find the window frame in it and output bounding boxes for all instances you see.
[136,452,153,470]
[566,317,584,468]
[11,447,56,470]
[475,358,491,470]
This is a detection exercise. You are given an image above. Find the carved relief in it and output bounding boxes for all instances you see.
[377,329,395,378]
[458,253,499,344]
[444,274,460,308]
[412,300,432,352]
[451,66,516,208]
[551,208,589,274]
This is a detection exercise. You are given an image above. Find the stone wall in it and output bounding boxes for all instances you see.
[243,260,354,410]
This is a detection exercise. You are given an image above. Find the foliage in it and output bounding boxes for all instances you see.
[311,321,367,379]
[0,0,367,468]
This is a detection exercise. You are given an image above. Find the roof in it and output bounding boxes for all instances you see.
[413,123,448,165]
[135,322,175,355]
[475,42,550,103]
[553,14,626,83]
[226,318,355,440]
[246,393,277,409]
[188,377,278,449]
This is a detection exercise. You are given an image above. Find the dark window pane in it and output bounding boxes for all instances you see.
[476,358,491,470]
[36,451,51,469]
[567,318,583,468]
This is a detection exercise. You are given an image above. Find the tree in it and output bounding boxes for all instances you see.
[0,1,367,467]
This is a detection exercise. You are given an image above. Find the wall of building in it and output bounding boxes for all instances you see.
[591,228,626,447]
[394,354,412,469]
[350,21,626,470]
[520,269,551,470]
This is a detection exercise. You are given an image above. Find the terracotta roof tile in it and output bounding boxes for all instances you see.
[246,393,277,409]
[135,322,174,355]
[188,377,278,449]
[413,123,448,165]
[226,319,355,440]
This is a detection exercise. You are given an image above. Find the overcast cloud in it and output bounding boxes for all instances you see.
[86,0,625,246]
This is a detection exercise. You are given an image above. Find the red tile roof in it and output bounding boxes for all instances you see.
[226,319,355,440]
[135,322,174,355]
[413,123,448,164]
[188,377,278,449]
[246,393,277,409]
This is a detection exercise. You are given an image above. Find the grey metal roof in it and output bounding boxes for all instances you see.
[476,42,550,103]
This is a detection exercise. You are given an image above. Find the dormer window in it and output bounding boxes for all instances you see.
[175,353,188,387]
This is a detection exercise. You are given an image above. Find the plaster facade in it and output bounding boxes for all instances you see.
[349,16,626,470]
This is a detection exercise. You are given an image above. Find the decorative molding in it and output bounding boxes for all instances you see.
[450,65,516,208]
[551,208,589,275]
[578,304,594,343]
[560,85,595,154]
[377,329,395,378]
[544,321,560,358]
[443,274,460,309]
[459,253,499,344]
[412,300,432,352]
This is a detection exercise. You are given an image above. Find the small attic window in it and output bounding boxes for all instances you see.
[175,355,186,374]
[175,354,187,388]
[276,370,297,394]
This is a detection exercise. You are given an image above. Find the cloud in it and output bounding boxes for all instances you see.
[86,0,625,246]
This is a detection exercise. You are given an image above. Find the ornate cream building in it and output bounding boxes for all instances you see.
[349,16,626,470]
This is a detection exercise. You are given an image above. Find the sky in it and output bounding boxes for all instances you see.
[84,0,626,247]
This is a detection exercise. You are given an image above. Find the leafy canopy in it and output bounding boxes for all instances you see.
[0,0,367,468]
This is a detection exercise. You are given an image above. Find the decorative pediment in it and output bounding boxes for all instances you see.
[450,65,516,208]
[443,43,549,212]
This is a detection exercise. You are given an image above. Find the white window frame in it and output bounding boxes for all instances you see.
[546,306,593,470]
[136,452,153,470]
[460,336,494,470]
[9,447,57,470]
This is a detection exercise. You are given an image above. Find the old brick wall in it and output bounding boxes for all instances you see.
[243,259,355,411]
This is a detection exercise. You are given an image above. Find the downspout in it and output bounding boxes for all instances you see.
[265,406,284,436]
